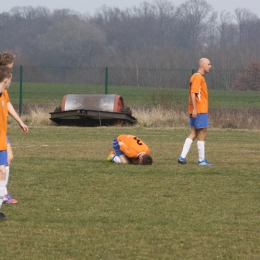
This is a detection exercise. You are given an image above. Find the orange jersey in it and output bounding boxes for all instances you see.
[0,90,8,150]
[117,135,150,158]
[188,73,209,114]
[2,90,10,102]
[2,90,9,118]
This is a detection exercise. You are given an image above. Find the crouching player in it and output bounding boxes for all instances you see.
[107,134,153,165]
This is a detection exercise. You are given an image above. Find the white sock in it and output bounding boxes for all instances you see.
[4,166,9,195]
[197,141,205,162]
[113,156,121,163]
[0,181,5,208]
[181,138,193,158]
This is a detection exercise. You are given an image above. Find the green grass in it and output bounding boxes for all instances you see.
[1,126,260,259]
[8,82,260,109]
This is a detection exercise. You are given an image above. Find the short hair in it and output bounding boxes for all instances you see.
[199,58,209,67]
[140,154,153,165]
[0,66,12,82]
[0,53,16,66]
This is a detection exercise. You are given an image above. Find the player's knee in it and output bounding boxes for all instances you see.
[188,132,197,140]
[198,130,207,140]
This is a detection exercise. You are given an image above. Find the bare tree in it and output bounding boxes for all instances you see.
[235,8,260,44]
[174,0,213,49]
[1,2,260,69]
[37,16,106,67]
[217,11,237,47]
[0,6,52,61]
[150,0,177,47]
[10,6,51,20]
[204,11,218,48]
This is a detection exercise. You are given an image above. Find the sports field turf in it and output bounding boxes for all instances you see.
[1,126,259,259]
[7,82,260,109]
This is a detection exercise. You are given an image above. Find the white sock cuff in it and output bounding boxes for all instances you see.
[0,182,5,207]
[197,141,205,161]
[180,138,193,158]
[197,141,205,146]
[113,156,121,163]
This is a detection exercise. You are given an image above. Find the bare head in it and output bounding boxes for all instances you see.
[0,53,16,68]
[198,58,211,75]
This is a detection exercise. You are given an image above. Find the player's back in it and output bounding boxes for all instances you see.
[117,135,150,158]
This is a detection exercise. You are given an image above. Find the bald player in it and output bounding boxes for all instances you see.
[178,58,213,166]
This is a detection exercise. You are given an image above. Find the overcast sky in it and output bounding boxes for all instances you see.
[1,0,260,17]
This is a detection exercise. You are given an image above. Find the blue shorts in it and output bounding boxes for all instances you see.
[113,138,124,156]
[0,150,8,166]
[189,114,209,129]
[6,135,10,144]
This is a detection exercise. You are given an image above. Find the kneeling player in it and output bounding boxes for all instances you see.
[107,134,153,165]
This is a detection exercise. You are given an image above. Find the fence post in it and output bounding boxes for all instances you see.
[19,65,23,116]
[105,67,108,94]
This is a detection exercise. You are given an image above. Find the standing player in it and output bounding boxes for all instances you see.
[0,66,13,220]
[107,134,153,165]
[0,53,29,204]
[178,58,213,166]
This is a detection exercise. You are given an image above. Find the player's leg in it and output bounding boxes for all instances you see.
[118,154,129,164]
[4,141,12,193]
[178,115,198,164]
[3,137,17,204]
[195,114,213,166]
[7,137,14,165]
[197,128,207,162]
[107,138,129,164]
[0,151,8,220]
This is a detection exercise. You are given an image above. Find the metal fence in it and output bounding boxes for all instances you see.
[8,65,260,115]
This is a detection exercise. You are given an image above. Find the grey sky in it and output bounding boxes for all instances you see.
[1,0,260,17]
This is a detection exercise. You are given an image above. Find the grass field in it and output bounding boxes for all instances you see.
[7,82,260,109]
[1,126,260,259]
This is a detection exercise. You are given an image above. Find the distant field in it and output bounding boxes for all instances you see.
[8,82,260,109]
[1,126,260,259]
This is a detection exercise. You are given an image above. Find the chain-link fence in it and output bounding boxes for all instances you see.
[8,66,260,115]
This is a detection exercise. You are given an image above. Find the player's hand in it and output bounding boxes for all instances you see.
[20,122,29,133]
[118,141,124,146]
[192,109,197,118]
